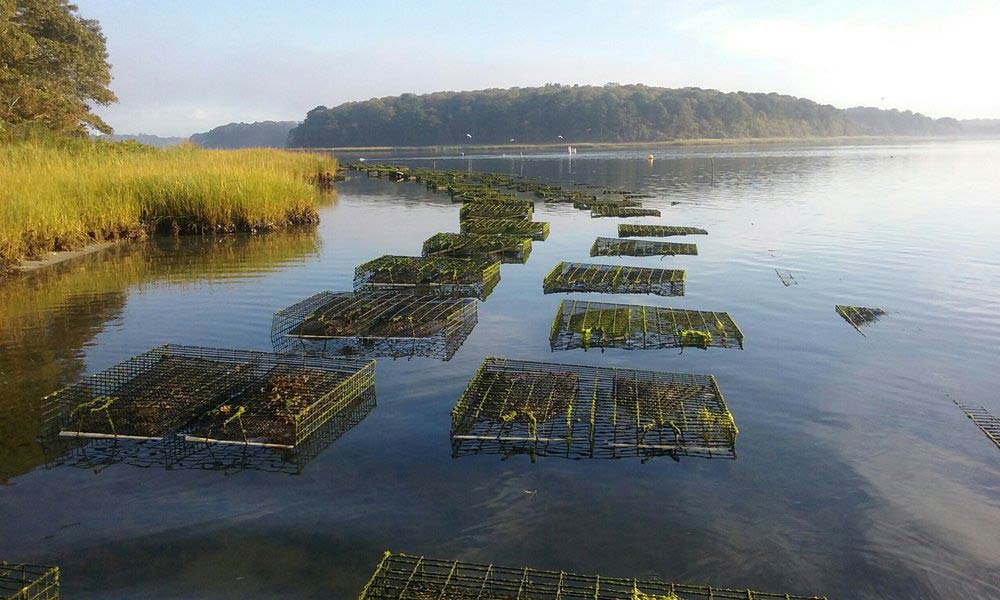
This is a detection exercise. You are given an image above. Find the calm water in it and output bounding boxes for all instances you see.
[2,140,999,599]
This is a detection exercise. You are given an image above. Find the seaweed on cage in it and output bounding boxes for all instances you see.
[543,261,685,296]
[422,232,532,264]
[354,255,501,300]
[459,201,533,221]
[618,224,707,238]
[835,305,887,336]
[591,205,661,218]
[460,218,550,241]
[590,237,698,257]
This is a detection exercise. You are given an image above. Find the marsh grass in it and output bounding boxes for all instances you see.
[0,139,335,272]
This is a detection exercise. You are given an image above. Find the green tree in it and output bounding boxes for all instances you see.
[0,0,116,135]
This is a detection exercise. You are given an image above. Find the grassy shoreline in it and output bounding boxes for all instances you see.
[0,140,335,274]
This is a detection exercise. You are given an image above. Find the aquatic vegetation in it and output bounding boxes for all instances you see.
[0,141,336,273]
[460,218,550,240]
[451,357,739,460]
[835,304,887,336]
[618,224,708,238]
[678,329,713,349]
[590,237,698,257]
[356,552,825,599]
[591,205,661,218]
[543,261,686,296]
[354,255,501,299]
[271,291,478,360]
[422,232,532,263]
[952,399,1000,450]
[459,201,533,221]
[0,562,60,599]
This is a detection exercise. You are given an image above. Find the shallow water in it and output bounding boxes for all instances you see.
[2,140,999,599]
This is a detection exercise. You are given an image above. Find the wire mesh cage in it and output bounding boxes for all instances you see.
[451,357,739,461]
[358,552,826,600]
[0,563,59,600]
[422,233,532,264]
[459,202,533,221]
[591,205,661,218]
[953,400,1000,450]
[573,198,643,210]
[590,237,698,257]
[42,345,375,452]
[271,291,478,361]
[549,300,743,351]
[543,262,685,296]
[460,218,550,241]
[835,305,887,336]
[618,224,708,238]
[354,255,501,300]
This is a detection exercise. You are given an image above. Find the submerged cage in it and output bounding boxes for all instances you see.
[460,218,550,241]
[835,305,887,335]
[0,563,59,600]
[43,345,375,452]
[550,300,743,351]
[271,291,478,361]
[354,255,501,300]
[459,202,533,221]
[543,261,685,296]
[619,224,708,237]
[358,552,826,600]
[591,205,661,218]
[590,237,698,257]
[451,357,739,460]
[953,400,1000,450]
[422,232,532,264]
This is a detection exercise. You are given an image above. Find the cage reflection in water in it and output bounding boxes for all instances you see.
[357,552,826,600]
[590,236,697,257]
[354,255,501,300]
[451,357,738,461]
[0,562,59,600]
[550,300,743,351]
[422,232,532,264]
[271,291,477,361]
[543,262,685,296]
[40,390,376,475]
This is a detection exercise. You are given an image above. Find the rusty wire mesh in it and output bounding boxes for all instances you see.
[543,262,685,296]
[590,237,698,257]
[0,563,59,600]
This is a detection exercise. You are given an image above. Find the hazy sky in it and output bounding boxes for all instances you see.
[78,0,1000,136]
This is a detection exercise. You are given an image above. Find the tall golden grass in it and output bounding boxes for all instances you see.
[0,139,335,272]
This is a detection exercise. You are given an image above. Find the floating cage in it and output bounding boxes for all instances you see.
[543,262,685,296]
[459,202,532,221]
[590,237,698,257]
[271,291,478,361]
[618,224,708,238]
[953,400,1000,450]
[354,255,501,300]
[776,270,798,286]
[0,563,59,600]
[591,205,661,218]
[451,357,739,460]
[43,345,375,452]
[550,300,743,351]
[358,553,825,600]
[422,233,532,264]
[573,198,642,210]
[460,218,550,241]
[835,305,886,336]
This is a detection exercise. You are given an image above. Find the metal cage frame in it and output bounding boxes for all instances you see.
[354,255,502,300]
[543,262,685,296]
[618,224,708,238]
[590,237,698,257]
[0,563,59,600]
[422,233,532,264]
[460,219,550,241]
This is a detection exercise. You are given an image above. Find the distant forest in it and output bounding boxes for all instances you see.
[288,84,961,147]
[190,121,298,149]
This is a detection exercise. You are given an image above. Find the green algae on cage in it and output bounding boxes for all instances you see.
[590,237,698,257]
[550,299,743,351]
[450,357,739,461]
[357,552,826,600]
[591,205,661,218]
[271,291,478,360]
[573,197,643,210]
[354,255,501,299]
[422,232,532,264]
[776,269,798,286]
[0,563,59,600]
[459,201,533,221]
[460,218,550,241]
[43,345,375,452]
[953,399,1000,450]
[618,224,708,238]
[543,261,685,296]
[835,304,887,336]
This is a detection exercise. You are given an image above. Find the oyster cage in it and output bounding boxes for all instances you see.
[619,224,708,238]
[550,300,744,351]
[450,357,739,461]
[953,400,1000,450]
[354,255,501,300]
[459,201,533,221]
[835,305,887,336]
[271,291,478,361]
[0,563,59,600]
[357,552,826,600]
[422,232,532,264]
[590,237,698,257]
[591,205,661,218]
[43,345,375,451]
[543,261,685,296]
[460,218,550,241]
